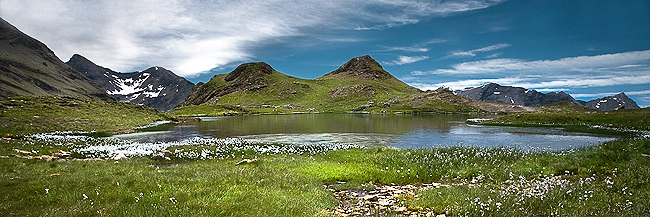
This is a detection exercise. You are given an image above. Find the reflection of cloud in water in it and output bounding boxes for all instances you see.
[393,125,617,151]
[236,133,399,147]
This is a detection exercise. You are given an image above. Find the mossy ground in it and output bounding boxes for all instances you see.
[0,96,175,136]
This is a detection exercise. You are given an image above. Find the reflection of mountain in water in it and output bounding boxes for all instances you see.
[114,114,616,151]
[192,114,468,137]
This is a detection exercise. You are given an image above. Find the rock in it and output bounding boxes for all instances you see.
[14,149,31,155]
[235,158,258,165]
[377,199,391,206]
[52,150,70,158]
[110,152,128,160]
[152,150,172,160]
[352,104,371,112]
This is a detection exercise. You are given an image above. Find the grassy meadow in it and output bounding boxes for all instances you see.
[0,96,176,136]
[1,97,650,216]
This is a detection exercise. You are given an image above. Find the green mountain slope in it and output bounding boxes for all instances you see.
[0,18,112,101]
[174,55,496,115]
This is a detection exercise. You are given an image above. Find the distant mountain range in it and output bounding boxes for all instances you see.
[454,83,640,111]
[66,54,194,111]
[0,17,112,101]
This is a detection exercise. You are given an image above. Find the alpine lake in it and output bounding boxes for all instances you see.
[115,113,617,152]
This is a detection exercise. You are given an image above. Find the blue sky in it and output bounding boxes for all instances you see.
[2,0,650,107]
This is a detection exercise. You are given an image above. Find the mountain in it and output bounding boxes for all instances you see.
[66,54,194,111]
[454,83,582,107]
[454,83,641,111]
[176,55,538,114]
[179,56,423,108]
[320,55,397,80]
[0,17,112,101]
[581,93,640,111]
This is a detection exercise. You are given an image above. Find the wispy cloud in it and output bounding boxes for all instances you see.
[384,56,429,65]
[0,0,504,77]
[449,43,511,57]
[381,38,447,53]
[385,46,430,52]
[417,49,650,75]
[515,75,650,89]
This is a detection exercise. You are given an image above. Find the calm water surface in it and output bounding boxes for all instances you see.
[115,114,618,151]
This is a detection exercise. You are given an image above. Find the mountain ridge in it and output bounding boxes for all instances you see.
[66,54,194,111]
[0,17,112,101]
[454,83,640,111]
[582,92,640,111]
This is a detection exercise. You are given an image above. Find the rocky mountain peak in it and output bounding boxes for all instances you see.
[224,62,274,82]
[66,55,194,111]
[1,18,112,101]
[582,92,640,111]
[323,55,392,80]
[455,83,582,107]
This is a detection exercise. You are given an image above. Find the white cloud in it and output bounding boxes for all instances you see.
[384,56,429,65]
[450,43,510,57]
[515,75,650,89]
[0,0,503,77]
[385,46,430,52]
[419,49,650,75]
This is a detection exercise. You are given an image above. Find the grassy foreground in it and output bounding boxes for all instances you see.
[2,98,650,216]
[1,134,649,216]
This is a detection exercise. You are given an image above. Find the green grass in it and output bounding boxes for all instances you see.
[1,135,649,216]
[0,96,174,136]
[483,102,650,135]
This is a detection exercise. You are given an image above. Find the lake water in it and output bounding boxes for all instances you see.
[115,114,618,151]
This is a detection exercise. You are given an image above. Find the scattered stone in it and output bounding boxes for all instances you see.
[235,158,258,165]
[152,150,172,160]
[330,183,449,216]
[352,104,371,112]
[39,155,53,161]
[52,150,70,158]
[14,149,32,155]
[109,152,128,160]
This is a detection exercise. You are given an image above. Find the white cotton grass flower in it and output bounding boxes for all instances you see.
[45,189,49,194]
[25,132,364,160]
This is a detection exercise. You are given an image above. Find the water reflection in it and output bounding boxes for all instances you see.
[115,114,618,151]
